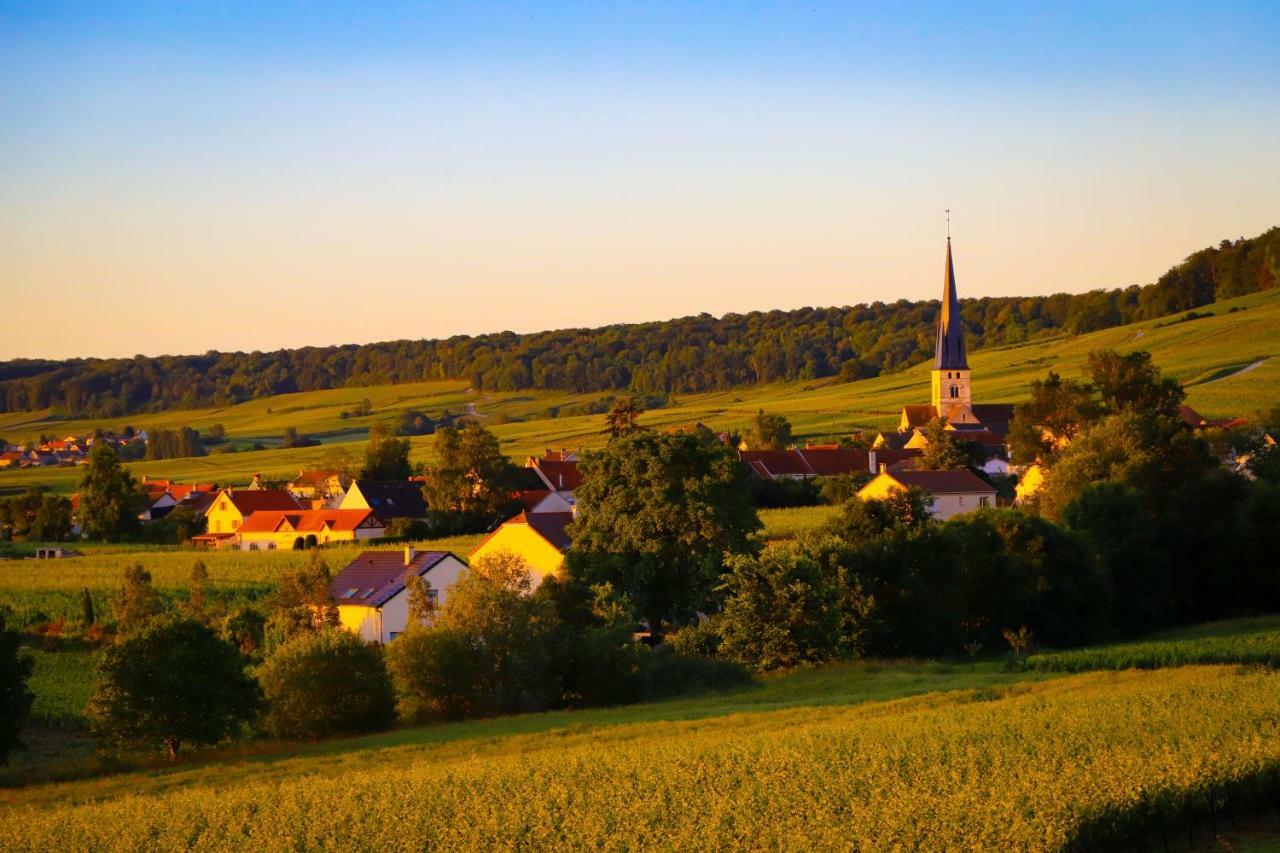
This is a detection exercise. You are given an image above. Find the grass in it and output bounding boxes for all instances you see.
[4,287,1279,495]
[24,646,95,730]
[1,665,1278,849]
[756,504,840,541]
[1025,615,1280,672]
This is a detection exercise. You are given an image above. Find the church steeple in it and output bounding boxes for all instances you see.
[934,237,968,370]
[930,235,972,417]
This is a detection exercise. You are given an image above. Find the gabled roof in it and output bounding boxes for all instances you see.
[513,489,552,512]
[479,511,574,554]
[509,467,550,491]
[530,458,582,491]
[738,450,814,478]
[795,447,872,476]
[291,469,340,487]
[237,508,383,534]
[329,550,455,608]
[934,238,969,370]
[219,489,301,513]
[889,469,995,495]
[178,491,219,515]
[967,405,1015,430]
[349,481,428,520]
[901,405,939,429]
[871,448,923,469]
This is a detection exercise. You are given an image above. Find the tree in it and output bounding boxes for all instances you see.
[257,629,395,740]
[361,424,412,481]
[265,551,338,651]
[1086,349,1185,417]
[916,418,982,470]
[716,545,844,671]
[282,426,300,449]
[110,565,166,634]
[747,409,793,450]
[421,422,515,524]
[79,442,143,541]
[186,560,209,616]
[823,488,934,546]
[386,551,556,721]
[87,616,261,759]
[0,611,34,764]
[1006,371,1101,464]
[604,396,644,437]
[567,431,761,640]
[318,445,361,486]
[405,574,437,626]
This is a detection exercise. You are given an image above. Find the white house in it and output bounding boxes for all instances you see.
[329,547,468,644]
[857,468,997,520]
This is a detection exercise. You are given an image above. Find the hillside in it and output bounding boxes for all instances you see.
[2,287,1277,495]
[3,228,1277,418]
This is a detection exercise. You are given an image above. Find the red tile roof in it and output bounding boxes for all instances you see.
[796,447,871,476]
[237,508,383,534]
[532,459,582,491]
[738,450,814,477]
[222,489,302,513]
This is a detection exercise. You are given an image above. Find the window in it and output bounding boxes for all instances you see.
[427,589,439,601]
[979,496,991,507]
[958,497,964,505]
[388,631,400,641]
[219,501,227,511]
[341,588,359,599]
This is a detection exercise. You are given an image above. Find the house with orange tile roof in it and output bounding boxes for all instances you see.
[857,468,996,520]
[192,488,302,547]
[236,508,386,551]
[469,511,572,585]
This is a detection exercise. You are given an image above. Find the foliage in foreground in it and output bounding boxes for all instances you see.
[0,612,34,764]
[3,667,1278,849]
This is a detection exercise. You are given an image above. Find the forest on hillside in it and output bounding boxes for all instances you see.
[1,227,1276,418]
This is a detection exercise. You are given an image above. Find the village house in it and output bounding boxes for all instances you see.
[329,547,469,643]
[469,511,573,584]
[287,469,348,506]
[193,488,301,548]
[738,446,922,481]
[857,468,996,520]
[339,480,429,522]
[236,508,386,550]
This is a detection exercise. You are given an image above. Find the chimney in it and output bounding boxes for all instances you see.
[404,545,415,566]
[869,450,877,474]
[878,462,887,474]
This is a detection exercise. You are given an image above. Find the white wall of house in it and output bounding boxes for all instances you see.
[345,554,471,644]
[929,492,995,520]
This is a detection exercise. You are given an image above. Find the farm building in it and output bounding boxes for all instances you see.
[329,547,468,643]
[236,508,386,550]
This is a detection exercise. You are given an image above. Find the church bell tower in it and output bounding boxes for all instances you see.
[930,237,971,417]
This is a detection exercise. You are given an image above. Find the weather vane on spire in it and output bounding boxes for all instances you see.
[945,208,951,240]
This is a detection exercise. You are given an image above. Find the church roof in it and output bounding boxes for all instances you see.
[934,238,969,370]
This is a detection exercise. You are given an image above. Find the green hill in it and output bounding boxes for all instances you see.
[2,287,1277,495]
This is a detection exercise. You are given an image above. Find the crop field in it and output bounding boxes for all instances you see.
[0,534,484,629]
[756,505,841,541]
[1026,616,1280,672]
[1,665,1277,849]
[3,288,1278,496]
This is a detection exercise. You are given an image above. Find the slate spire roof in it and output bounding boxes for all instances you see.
[934,238,969,370]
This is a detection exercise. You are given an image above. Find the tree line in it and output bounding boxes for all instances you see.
[2,228,1275,417]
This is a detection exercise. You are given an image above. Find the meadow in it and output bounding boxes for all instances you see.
[1025,616,1280,672]
[3,287,1278,496]
[1,663,1277,849]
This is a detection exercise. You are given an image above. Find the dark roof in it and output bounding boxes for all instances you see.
[738,450,814,477]
[968,404,1015,429]
[901,405,939,429]
[226,490,301,513]
[892,469,995,495]
[796,447,871,476]
[934,238,969,370]
[509,467,549,491]
[178,491,219,515]
[351,480,428,520]
[330,550,453,608]
[523,511,574,550]
[532,459,582,491]
[513,489,552,511]
[872,448,923,468]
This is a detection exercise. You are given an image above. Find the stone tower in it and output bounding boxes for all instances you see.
[930,237,970,416]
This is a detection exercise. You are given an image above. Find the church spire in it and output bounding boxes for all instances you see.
[933,237,968,370]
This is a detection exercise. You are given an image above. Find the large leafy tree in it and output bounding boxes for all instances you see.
[87,616,261,759]
[567,431,760,640]
[747,409,793,450]
[603,396,644,437]
[916,418,984,470]
[1086,349,1185,417]
[79,441,143,541]
[0,611,34,765]
[1007,371,1102,464]
[422,422,515,521]
[360,424,412,481]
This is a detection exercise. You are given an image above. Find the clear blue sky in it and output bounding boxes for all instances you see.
[2,2,1278,359]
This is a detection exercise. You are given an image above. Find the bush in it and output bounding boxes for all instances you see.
[257,629,396,740]
[385,627,484,722]
[645,647,752,699]
[87,616,261,759]
[0,611,34,764]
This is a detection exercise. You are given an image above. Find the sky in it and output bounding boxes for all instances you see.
[1,1,1278,360]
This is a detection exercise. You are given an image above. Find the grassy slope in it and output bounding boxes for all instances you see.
[3,287,1278,496]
